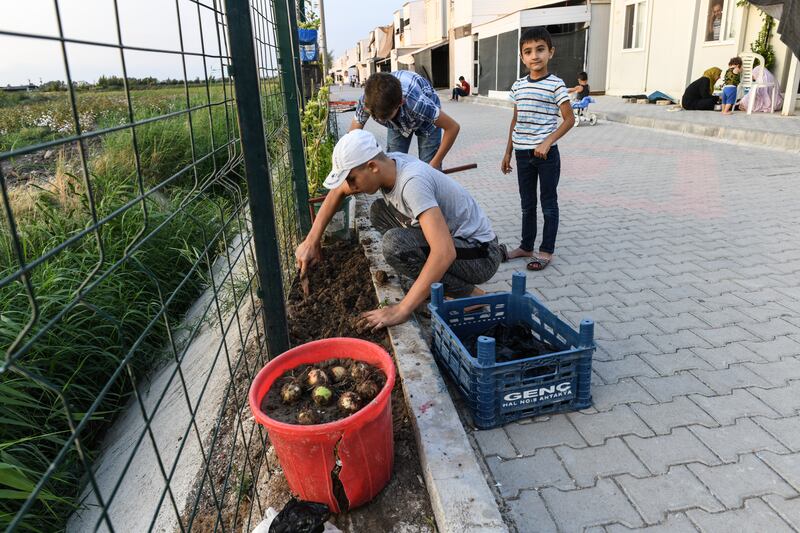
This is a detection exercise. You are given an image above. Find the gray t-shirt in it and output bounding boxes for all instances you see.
[381,152,496,243]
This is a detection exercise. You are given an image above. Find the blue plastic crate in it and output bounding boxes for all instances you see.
[428,272,595,430]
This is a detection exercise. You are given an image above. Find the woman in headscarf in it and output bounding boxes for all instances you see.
[681,67,722,110]
[738,65,784,113]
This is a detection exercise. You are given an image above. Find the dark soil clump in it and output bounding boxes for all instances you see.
[464,322,557,362]
[373,269,389,284]
[288,241,388,350]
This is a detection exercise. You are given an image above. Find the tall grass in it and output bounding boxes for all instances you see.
[0,84,246,531]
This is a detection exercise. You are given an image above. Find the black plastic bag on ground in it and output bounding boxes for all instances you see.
[269,498,330,533]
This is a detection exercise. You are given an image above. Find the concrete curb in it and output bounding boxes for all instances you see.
[462,94,800,152]
[354,197,508,533]
[594,110,800,152]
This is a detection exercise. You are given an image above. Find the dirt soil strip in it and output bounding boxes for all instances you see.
[354,196,508,533]
[284,240,436,532]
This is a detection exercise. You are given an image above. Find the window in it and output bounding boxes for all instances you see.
[706,0,738,42]
[623,1,647,50]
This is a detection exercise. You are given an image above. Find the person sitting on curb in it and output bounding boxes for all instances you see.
[295,129,503,331]
[450,75,470,101]
[350,71,460,169]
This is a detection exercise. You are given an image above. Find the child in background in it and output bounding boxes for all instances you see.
[500,27,575,271]
[568,71,590,101]
[451,76,471,101]
[721,56,742,115]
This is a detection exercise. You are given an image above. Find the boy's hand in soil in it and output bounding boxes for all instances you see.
[501,152,513,174]
[360,304,411,331]
[295,239,322,275]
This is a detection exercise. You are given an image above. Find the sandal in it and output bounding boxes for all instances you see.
[526,256,550,271]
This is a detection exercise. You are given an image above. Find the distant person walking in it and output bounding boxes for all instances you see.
[350,71,460,169]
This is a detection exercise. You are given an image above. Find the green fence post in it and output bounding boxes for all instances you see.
[288,0,306,104]
[224,0,290,356]
[275,0,313,235]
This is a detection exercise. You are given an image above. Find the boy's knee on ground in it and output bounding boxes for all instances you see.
[381,228,425,275]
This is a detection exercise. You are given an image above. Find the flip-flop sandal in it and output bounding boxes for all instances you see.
[526,256,550,271]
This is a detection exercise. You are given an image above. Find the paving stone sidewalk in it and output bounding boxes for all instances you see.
[335,85,800,532]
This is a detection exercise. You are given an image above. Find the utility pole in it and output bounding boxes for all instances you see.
[317,0,329,76]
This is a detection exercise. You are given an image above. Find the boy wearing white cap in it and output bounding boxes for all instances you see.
[296,130,503,331]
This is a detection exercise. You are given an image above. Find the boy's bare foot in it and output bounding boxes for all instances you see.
[506,247,534,259]
[722,110,732,115]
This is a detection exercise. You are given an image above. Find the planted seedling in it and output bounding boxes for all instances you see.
[330,365,348,383]
[307,368,329,388]
[297,409,318,425]
[338,392,362,415]
[356,380,380,402]
[263,359,387,425]
[281,381,303,404]
[312,386,334,406]
[350,362,369,382]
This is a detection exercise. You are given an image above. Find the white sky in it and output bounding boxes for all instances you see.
[0,0,228,85]
[0,0,404,86]
[323,0,405,59]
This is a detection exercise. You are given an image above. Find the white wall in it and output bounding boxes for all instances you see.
[409,1,427,46]
[647,0,696,98]
[453,35,474,88]
[587,1,610,91]
[425,0,447,43]
[451,0,473,28]
[471,0,584,26]
[606,0,652,95]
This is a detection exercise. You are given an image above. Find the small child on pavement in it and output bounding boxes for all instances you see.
[500,27,575,271]
[568,71,591,101]
[721,56,742,115]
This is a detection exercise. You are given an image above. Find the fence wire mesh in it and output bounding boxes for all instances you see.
[0,0,306,530]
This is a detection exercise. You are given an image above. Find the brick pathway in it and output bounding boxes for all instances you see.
[335,85,800,532]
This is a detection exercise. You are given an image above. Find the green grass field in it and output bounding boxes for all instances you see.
[0,82,291,531]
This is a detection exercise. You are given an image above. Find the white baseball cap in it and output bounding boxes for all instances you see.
[323,129,383,189]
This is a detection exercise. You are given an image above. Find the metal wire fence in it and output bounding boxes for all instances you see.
[0,0,309,530]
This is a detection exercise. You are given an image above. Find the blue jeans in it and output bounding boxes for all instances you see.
[386,127,442,164]
[721,85,737,105]
[515,145,560,254]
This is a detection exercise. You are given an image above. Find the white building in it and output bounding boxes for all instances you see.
[448,0,608,95]
[605,0,799,114]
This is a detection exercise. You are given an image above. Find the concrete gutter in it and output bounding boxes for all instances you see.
[354,197,508,533]
[462,94,800,152]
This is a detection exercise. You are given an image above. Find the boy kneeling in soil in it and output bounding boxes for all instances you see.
[295,129,503,331]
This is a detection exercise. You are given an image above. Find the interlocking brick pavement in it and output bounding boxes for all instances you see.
[334,86,800,531]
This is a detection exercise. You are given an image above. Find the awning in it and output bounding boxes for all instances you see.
[399,39,449,64]
[748,1,799,59]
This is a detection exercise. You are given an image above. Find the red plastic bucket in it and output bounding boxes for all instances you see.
[248,337,396,512]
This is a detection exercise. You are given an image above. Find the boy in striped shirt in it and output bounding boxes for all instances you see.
[501,27,575,271]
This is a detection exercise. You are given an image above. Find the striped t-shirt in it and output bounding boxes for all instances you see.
[509,73,570,150]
